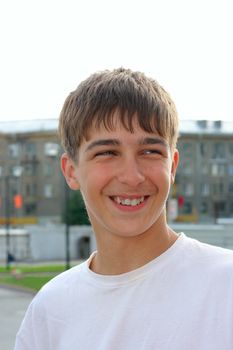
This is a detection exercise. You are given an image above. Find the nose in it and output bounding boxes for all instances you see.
[117,156,145,187]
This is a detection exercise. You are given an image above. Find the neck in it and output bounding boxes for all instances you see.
[90,219,178,275]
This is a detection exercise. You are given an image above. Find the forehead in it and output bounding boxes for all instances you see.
[84,122,156,142]
[81,122,169,152]
[83,115,160,142]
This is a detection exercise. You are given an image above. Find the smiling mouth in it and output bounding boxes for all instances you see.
[110,196,148,207]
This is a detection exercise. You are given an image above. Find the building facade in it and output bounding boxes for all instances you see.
[0,120,65,225]
[174,120,233,222]
[0,118,233,224]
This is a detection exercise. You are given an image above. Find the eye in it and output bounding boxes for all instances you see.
[95,150,116,157]
[142,149,162,155]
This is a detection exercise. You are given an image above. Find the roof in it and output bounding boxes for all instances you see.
[0,119,58,134]
[179,119,233,136]
[0,118,232,136]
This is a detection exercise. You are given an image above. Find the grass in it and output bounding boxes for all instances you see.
[0,263,77,291]
[0,275,55,291]
[0,264,66,273]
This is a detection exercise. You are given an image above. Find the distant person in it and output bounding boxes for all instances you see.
[14,68,233,349]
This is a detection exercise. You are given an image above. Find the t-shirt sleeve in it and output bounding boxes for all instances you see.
[14,294,49,350]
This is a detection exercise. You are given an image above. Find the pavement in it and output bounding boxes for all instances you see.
[0,286,34,350]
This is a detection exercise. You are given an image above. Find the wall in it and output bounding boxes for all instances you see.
[0,224,232,262]
[0,225,96,262]
[0,229,30,261]
[28,224,96,261]
[171,223,233,249]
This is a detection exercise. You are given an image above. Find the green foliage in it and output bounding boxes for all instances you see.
[64,190,90,225]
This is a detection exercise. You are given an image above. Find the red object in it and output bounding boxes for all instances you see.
[178,195,184,208]
[14,194,23,209]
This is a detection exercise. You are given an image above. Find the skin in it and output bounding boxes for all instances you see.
[61,118,179,275]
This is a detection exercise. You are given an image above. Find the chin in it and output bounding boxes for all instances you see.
[107,223,154,239]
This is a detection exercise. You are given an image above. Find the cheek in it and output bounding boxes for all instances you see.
[148,166,172,197]
[148,163,171,179]
[78,164,112,193]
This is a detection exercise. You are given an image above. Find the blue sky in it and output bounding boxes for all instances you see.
[0,0,232,122]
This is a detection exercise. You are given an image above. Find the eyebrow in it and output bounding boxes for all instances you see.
[85,136,168,152]
[85,139,120,152]
[139,137,168,147]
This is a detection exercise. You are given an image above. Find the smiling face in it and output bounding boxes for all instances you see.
[61,118,179,241]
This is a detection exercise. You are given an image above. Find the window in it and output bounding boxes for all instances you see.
[184,183,194,196]
[229,165,233,176]
[211,163,225,176]
[44,184,53,198]
[201,183,210,196]
[211,164,218,176]
[25,142,36,156]
[229,183,233,194]
[212,143,225,159]
[10,165,23,177]
[200,202,208,214]
[44,143,60,157]
[8,144,20,158]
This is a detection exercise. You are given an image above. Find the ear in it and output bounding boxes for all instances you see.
[60,153,80,190]
[170,149,179,184]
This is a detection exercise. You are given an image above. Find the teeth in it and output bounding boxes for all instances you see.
[115,197,121,204]
[113,196,145,206]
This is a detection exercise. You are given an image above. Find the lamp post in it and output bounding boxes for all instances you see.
[64,181,71,270]
[5,176,11,270]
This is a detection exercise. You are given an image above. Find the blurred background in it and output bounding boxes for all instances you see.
[0,0,233,266]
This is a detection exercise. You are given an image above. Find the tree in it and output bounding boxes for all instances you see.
[64,190,90,225]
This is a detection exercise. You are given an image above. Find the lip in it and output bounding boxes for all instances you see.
[109,195,149,212]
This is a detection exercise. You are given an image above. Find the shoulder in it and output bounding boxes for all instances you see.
[183,234,233,258]
[15,261,90,347]
[181,234,233,278]
[28,260,88,313]
[43,261,85,288]
[41,260,88,295]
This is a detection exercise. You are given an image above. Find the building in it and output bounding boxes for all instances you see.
[0,119,65,225]
[174,119,233,222]
[0,118,233,224]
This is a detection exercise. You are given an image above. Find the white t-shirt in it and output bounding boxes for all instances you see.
[14,233,233,349]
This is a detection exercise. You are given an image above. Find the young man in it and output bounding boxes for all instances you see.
[15,68,233,349]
